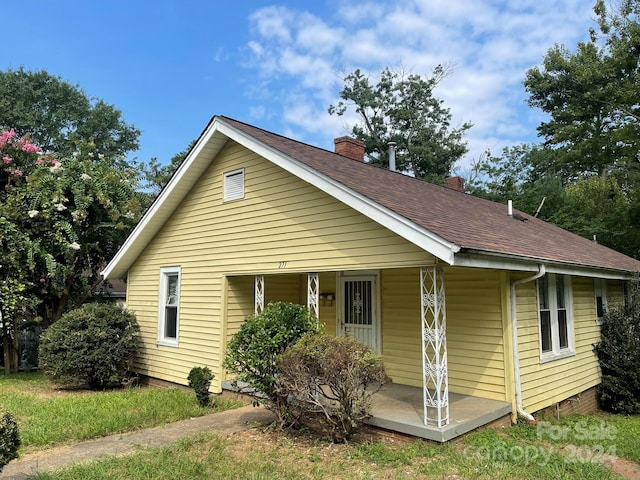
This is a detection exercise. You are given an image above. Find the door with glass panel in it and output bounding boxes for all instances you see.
[338,273,380,352]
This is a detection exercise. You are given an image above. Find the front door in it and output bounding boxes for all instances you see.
[338,272,380,353]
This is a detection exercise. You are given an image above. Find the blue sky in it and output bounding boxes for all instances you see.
[4,0,597,173]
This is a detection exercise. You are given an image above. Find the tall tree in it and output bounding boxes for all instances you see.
[0,129,142,332]
[140,139,197,196]
[0,68,140,162]
[329,66,471,181]
[517,0,640,257]
[524,0,640,183]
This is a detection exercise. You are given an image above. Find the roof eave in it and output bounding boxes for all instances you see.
[453,249,639,280]
[102,117,228,279]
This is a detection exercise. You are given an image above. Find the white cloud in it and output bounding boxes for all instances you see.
[249,6,296,43]
[243,0,597,168]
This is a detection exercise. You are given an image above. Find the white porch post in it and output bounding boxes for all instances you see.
[255,275,264,315]
[307,272,319,318]
[420,265,449,427]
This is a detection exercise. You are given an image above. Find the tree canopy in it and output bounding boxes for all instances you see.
[523,0,640,183]
[472,0,640,258]
[0,68,140,162]
[1,129,142,372]
[329,66,471,182]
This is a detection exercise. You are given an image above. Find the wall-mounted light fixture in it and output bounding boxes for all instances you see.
[319,292,335,305]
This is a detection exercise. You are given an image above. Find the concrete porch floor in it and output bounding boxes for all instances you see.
[367,383,512,442]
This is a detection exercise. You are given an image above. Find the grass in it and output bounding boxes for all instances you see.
[3,373,638,479]
[0,372,242,452]
[29,413,640,480]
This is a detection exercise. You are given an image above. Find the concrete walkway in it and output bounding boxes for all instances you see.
[1,405,276,479]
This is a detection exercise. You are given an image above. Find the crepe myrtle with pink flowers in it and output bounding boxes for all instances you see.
[0,130,142,372]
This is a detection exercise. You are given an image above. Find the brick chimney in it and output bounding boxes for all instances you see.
[446,176,465,192]
[334,136,365,162]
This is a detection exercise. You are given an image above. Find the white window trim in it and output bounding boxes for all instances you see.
[223,168,244,201]
[594,278,607,326]
[537,273,575,363]
[158,266,181,347]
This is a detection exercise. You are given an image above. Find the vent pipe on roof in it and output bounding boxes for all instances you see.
[508,199,513,216]
[388,142,397,172]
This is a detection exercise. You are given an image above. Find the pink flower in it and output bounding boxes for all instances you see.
[0,129,16,149]
[2,156,11,164]
[40,278,46,283]
[13,169,23,176]
[35,158,45,165]
[20,143,40,153]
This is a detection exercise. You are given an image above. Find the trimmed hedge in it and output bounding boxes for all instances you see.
[223,302,318,426]
[39,303,141,389]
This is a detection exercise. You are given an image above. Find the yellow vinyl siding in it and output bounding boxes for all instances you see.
[379,267,506,401]
[380,268,422,386]
[517,276,617,413]
[445,267,507,401]
[126,141,432,391]
[319,272,337,334]
[264,274,305,304]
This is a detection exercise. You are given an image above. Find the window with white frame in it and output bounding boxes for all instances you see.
[223,169,244,201]
[537,273,574,360]
[158,267,180,346]
[594,278,607,325]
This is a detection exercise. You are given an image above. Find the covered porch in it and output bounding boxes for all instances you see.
[224,265,513,441]
[368,383,511,442]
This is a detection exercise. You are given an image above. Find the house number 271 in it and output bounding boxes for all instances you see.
[279,261,288,269]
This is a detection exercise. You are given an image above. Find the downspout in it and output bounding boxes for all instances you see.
[510,264,546,423]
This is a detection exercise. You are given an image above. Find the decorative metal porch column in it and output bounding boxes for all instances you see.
[420,265,449,427]
[255,275,264,315]
[307,272,319,318]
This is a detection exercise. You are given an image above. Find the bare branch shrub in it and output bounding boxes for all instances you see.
[277,334,386,443]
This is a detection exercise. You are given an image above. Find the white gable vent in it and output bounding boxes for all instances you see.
[224,169,244,201]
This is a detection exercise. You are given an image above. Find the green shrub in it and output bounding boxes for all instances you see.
[187,366,215,407]
[0,410,20,472]
[39,303,141,389]
[223,302,318,427]
[277,334,387,443]
[594,293,640,414]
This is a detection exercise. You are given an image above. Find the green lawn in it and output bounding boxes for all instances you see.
[0,372,242,452]
[3,373,638,479]
[29,411,640,479]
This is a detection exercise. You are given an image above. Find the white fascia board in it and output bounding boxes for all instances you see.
[453,251,636,280]
[102,118,227,279]
[216,121,461,265]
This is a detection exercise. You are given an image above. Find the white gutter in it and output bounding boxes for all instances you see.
[510,264,546,422]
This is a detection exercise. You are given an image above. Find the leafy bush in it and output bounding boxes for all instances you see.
[0,410,20,473]
[39,303,141,389]
[223,302,318,427]
[188,366,215,407]
[594,293,640,414]
[277,334,387,443]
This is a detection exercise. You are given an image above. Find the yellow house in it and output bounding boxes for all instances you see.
[102,116,640,442]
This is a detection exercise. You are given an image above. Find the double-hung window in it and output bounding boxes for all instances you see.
[159,267,180,346]
[537,273,574,361]
[594,279,607,325]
